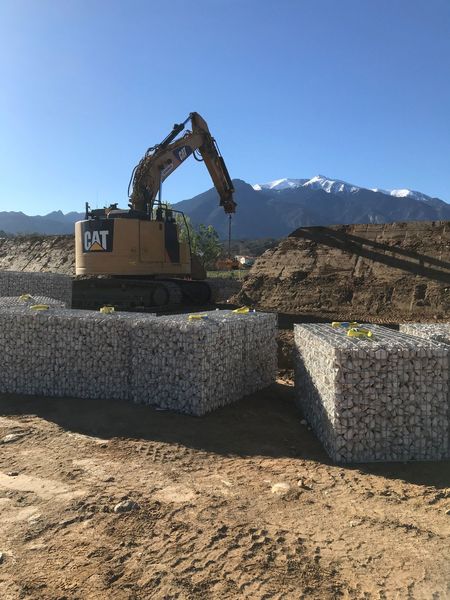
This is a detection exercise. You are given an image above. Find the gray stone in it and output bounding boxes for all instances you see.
[271,482,290,495]
[294,324,449,463]
[0,306,276,416]
[400,323,450,346]
[131,310,277,415]
[1,433,25,444]
[113,499,140,513]
[0,307,155,400]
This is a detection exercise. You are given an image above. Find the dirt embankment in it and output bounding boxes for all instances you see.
[0,236,75,275]
[236,221,450,322]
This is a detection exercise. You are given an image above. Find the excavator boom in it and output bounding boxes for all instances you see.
[129,112,236,215]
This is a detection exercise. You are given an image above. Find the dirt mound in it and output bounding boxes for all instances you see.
[0,235,74,275]
[236,221,450,322]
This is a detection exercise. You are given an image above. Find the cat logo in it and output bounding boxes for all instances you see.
[81,220,114,253]
[174,145,192,164]
[84,229,109,251]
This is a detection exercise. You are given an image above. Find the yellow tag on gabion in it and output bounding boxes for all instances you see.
[30,304,49,311]
[347,327,373,338]
[100,305,115,314]
[19,294,33,302]
[188,313,208,320]
[331,321,360,329]
[232,306,250,314]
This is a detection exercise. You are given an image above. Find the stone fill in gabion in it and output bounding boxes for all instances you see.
[205,310,278,395]
[0,296,66,308]
[0,271,72,306]
[206,278,242,303]
[0,307,155,400]
[0,307,276,415]
[400,323,450,346]
[294,323,449,463]
[131,310,277,416]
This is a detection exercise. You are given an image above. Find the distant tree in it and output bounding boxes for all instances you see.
[175,214,221,269]
[176,213,198,255]
[195,224,222,269]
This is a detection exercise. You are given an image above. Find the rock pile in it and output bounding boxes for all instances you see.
[131,310,277,415]
[0,271,72,306]
[0,307,276,415]
[294,323,449,463]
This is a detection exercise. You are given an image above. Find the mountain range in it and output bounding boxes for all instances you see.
[0,175,448,239]
[175,175,450,238]
[0,210,85,235]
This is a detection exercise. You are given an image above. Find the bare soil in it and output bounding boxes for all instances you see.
[236,222,450,322]
[1,383,449,599]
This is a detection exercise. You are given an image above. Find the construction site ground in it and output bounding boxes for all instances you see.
[1,226,450,598]
[1,382,449,600]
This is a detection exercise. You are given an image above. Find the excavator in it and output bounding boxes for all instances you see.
[73,112,236,310]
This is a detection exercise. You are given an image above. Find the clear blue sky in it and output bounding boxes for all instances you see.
[0,0,449,214]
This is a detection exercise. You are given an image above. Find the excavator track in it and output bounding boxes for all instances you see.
[72,277,211,311]
[160,278,211,305]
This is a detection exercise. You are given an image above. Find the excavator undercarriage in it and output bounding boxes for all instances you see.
[72,276,212,311]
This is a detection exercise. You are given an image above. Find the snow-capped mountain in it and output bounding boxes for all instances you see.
[252,178,307,191]
[378,188,439,204]
[369,185,446,208]
[301,175,362,195]
[253,175,444,204]
[252,175,361,194]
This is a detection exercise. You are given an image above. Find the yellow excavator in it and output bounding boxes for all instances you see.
[73,112,236,309]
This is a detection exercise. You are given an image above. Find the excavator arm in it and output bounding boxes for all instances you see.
[128,112,236,215]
